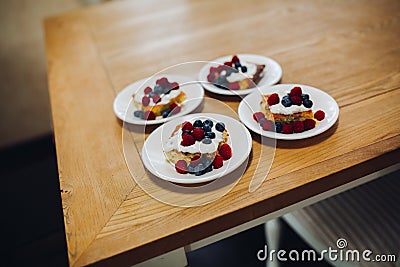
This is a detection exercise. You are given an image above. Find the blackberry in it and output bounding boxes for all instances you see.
[193,120,203,128]
[215,122,225,132]
[134,110,144,119]
[275,122,283,133]
[303,99,313,108]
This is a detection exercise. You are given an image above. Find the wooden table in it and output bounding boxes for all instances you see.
[44,0,400,266]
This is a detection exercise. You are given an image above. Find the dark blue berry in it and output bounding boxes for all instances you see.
[275,122,283,133]
[187,165,194,174]
[203,125,212,132]
[301,94,309,100]
[182,129,192,136]
[259,117,266,126]
[281,96,292,107]
[303,99,313,108]
[193,120,203,128]
[234,62,241,69]
[134,110,144,119]
[215,122,225,132]
[205,164,213,173]
[148,92,155,98]
[195,163,204,176]
[202,138,212,144]
[153,84,163,95]
[241,66,247,73]
[203,119,214,127]
[162,109,171,118]
[205,131,216,139]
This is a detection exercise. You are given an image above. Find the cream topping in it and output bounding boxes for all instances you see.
[226,61,258,83]
[269,91,311,115]
[134,88,182,106]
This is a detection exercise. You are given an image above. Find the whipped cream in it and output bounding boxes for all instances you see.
[164,121,225,154]
[134,88,181,106]
[269,91,311,115]
[226,61,258,83]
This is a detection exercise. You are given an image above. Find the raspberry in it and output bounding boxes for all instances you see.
[142,96,150,107]
[144,86,152,94]
[253,112,265,123]
[170,82,179,90]
[152,94,161,104]
[156,77,169,87]
[290,95,302,105]
[262,119,274,131]
[181,133,195,146]
[231,55,240,64]
[219,143,232,160]
[175,160,187,174]
[224,61,232,67]
[192,127,205,141]
[207,73,213,82]
[143,111,156,120]
[281,123,293,134]
[304,119,316,130]
[213,155,224,169]
[290,86,302,96]
[171,105,181,115]
[189,155,201,167]
[292,121,305,133]
[314,110,325,121]
[228,81,240,90]
[169,102,178,111]
[267,93,280,106]
[182,121,194,132]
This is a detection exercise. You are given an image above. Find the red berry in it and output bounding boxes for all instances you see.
[156,77,169,87]
[292,121,305,133]
[282,123,293,134]
[175,160,187,174]
[290,86,302,96]
[143,111,156,120]
[231,55,240,64]
[170,82,179,90]
[181,133,195,146]
[314,110,325,121]
[262,119,275,131]
[190,155,201,167]
[170,104,181,115]
[144,86,152,94]
[152,94,161,104]
[290,95,302,105]
[253,112,265,122]
[207,73,213,82]
[182,121,194,132]
[224,61,232,67]
[213,155,224,169]
[192,128,205,141]
[229,81,240,90]
[219,143,232,160]
[267,93,280,106]
[142,96,150,107]
[170,102,178,111]
[304,119,316,130]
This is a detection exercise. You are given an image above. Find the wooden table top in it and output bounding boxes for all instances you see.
[44,0,400,266]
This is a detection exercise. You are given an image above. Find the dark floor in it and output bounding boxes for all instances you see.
[2,134,333,267]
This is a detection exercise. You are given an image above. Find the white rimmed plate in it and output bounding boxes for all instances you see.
[113,75,204,125]
[238,84,339,140]
[141,113,252,184]
[198,54,282,96]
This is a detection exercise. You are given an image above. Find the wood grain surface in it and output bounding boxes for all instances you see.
[44,0,400,266]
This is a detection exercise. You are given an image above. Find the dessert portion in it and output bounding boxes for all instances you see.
[207,55,265,90]
[164,118,232,176]
[253,86,326,134]
[133,77,186,120]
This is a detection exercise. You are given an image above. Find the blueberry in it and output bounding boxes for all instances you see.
[203,119,214,127]
[162,109,171,118]
[195,163,205,176]
[203,125,212,132]
[187,165,195,174]
[234,62,241,69]
[134,110,144,119]
[241,66,247,73]
[275,122,283,133]
[148,92,155,98]
[193,120,203,128]
[215,122,225,132]
[182,129,192,136]
[205,131,216,139]
[303,99,313,108]
[301,94,309,100]
[163,87,171,95]
[205,164,213,173]
[281,96,292,107]
[202,138,212,144]
[153,84,163,95]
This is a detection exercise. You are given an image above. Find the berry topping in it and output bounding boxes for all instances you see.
[202,138,212,144]
[267,93,280,106]
[161,110,170,118]
[281,95,292,107]
[229,81,240,90]
[215,122,225,132]
[282,123,293,134]
[175,160,187,174]
[314,110,325,121]
[234,62,241,69]
[301,94,310,100]
[193,120,203,128]
[170,105,181,115]
[241,66,247,73]
[170,82,179,90]
[303,99,313,108]
[192,127,205,141]
[292,121,305,133]
[181,133,195,146]
[262,119,275,131]
[203,119,214,127]
[143,111,156,120]
[275,122,283,133]
[253,112,265,122]
[224,61,232,67]
[169,102,178,111]
[156,77,169,88]
[205,131,216,139]
[203,124,212,132]
[182,121,194,132]
[142,96,150,107]
[213,155,224,169]
[144,87,152,94]
[290,95,302,106]
[133,110,144,119]
[219,143,232,160]
[304,119,316,130]
[152,94,161,104]
[290,86,302,96]
[231,55,240,64]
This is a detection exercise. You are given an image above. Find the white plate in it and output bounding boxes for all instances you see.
[238,84,339,140]
[113,75,204,125]
[198,54,282,96]
[141,113,252,184]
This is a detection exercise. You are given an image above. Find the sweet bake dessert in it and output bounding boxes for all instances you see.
[164,118,232,176]
[132,77,186,120]
[253,86,326,134]
[207,55,265,90]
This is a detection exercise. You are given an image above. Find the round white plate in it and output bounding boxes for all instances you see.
[141,113,252,184]
[198,54,282,96]
[113,75,204,125]
[238,84,339,140]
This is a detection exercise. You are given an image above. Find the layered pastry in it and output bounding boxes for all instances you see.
[132,77,185,120]
[207,55,265,90]
[163,118,232,175]
[253,86,326,134]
